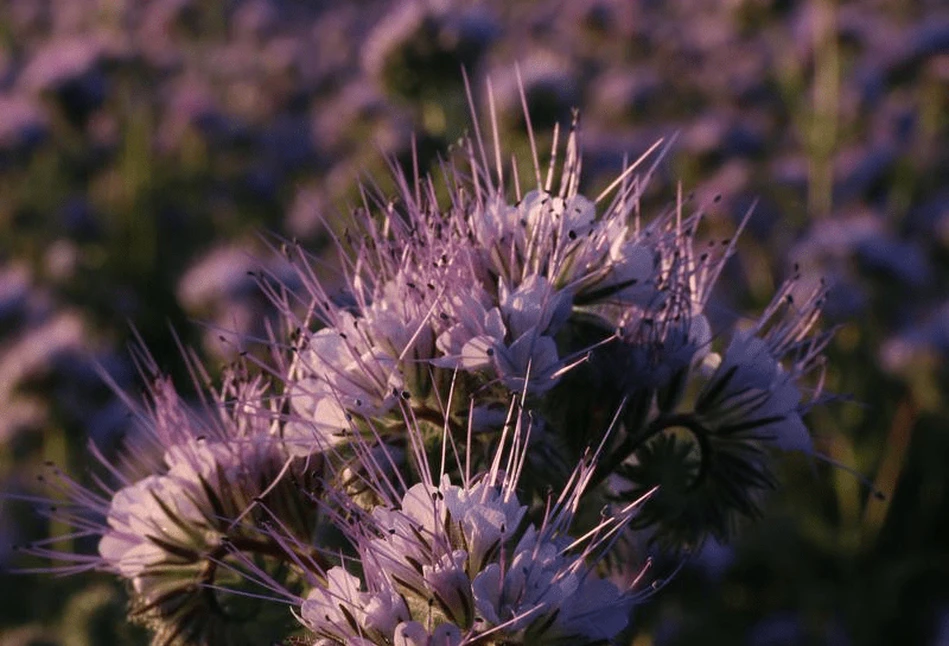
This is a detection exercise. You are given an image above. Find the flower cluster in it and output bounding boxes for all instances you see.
[301,410,642,645]
[25,370,323,644]
[22,95,833,645]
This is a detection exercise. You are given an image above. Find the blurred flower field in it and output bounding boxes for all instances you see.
[1,0,947,644]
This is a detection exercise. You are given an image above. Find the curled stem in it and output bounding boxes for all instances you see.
[593,412,712,491]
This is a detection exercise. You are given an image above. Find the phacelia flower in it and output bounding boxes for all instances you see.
[296,401,648,646]
[614,278,833,548]
[24,365,323,645]
[22,72,842,646]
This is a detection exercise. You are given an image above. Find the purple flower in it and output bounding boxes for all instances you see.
[294,396,645,645]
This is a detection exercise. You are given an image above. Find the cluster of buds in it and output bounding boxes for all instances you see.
[23,89,831,645]
[299,408,648,645]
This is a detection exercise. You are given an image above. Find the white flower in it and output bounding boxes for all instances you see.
[393,621,463,646]
[617,312,713,392]
[699,329,811,453]
[286,313,403,455]
[98,474,207,601]
[469,188,648,299]
[435,288,506,371]
[435,276,569,393]
[164,437,243,482]
[602,239,656,305]
[442,478,526,573]
[493,330,561,394]
[498,275,571,339]
[470,525,632,642]
[97,434,299,607]
[282,391,353,456]
[302,567,367,633]
[302,567,411,643]
[422,550,475,627]
[301,317,402,415]
[470,195,520,261]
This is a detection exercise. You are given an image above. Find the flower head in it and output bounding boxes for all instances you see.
[23,362,322,645]
[295,399,647,646]
[615,278,833,548]
[21,72,840,646]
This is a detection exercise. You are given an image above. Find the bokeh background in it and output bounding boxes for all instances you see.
[1,0,947,644]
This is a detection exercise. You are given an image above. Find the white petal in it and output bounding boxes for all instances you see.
[394,621,431,646]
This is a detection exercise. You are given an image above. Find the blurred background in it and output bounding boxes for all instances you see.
[0,0,947,644]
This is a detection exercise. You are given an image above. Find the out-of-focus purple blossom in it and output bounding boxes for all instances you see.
[792,207,933,290]
[310,81,406,154]
[683,115,767,160]
[0,311,84,442]
[18,35,121,124]
[490,54,578,128]
[0,95,47,156]
[259,113,314,172]
[822,277,869,322]
[137,0,195,68]
[43,239,80,282]
[692,536,734,580]
[880,301,949,373]
[155,76,222,151]
[57,196,100,241]
[178,246,264,309]
[793,211,882,259]
[177,244,299,358]
[589,68,662,122]
[0,265,32,327]
[933,607,949,646]
[908,190,949,247]
[362,1,499,98]
[856,236,931,289]
[231,0,280,43]
[747,612,804,646]
[832,145,896,204]
[84,397,133,448]
[19,38,106,94]
[286,184,329,239]
[879,16,949,83]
